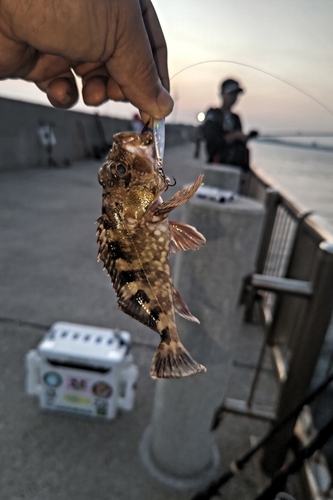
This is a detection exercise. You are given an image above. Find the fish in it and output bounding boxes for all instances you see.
[96,127,207,379]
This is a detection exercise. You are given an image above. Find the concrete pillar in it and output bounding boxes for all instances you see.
[140,195,265,491]
[203,164,242,192]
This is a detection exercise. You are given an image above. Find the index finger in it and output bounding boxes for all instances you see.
[106,0,173,119]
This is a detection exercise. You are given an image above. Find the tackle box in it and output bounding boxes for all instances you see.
[26,322,138,420]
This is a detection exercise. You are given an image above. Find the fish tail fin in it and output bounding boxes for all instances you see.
[150,339,206,379]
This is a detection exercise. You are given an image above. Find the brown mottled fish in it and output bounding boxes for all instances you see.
[96,127,206,379]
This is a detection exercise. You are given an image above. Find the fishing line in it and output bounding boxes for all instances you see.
[170,60,333,118]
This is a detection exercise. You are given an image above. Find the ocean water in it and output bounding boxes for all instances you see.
[250,140,333,232]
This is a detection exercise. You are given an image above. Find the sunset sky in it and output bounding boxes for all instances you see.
[0,0,332,133]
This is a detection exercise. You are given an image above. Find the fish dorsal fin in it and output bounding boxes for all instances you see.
[153,175,204,220]
[169,221,206,254]
[172,285,200,323]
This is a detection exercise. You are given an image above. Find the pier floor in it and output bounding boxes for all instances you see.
[0,143,277,499]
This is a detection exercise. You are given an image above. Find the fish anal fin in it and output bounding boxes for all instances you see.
[172,285,200,323]
[150,339,206,379]
[117,292,160,333]
[153,174,204,219]
[169,221,206,253]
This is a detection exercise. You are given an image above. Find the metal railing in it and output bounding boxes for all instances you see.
[226,167,333,478]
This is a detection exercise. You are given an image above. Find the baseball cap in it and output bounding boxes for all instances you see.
[221,79,243,94]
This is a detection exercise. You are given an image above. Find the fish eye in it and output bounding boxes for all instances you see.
[115,164,127,177]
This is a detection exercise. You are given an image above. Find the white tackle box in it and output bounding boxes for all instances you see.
[26,322,138,420]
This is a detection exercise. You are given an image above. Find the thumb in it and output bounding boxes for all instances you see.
[106,1,173,119]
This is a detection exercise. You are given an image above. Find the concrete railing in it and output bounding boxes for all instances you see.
[0,97,194,170]
[140,164,266,491]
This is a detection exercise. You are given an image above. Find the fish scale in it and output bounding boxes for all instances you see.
[96,130,207,379]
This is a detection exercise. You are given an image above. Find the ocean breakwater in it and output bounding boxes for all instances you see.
[0,97,194,171]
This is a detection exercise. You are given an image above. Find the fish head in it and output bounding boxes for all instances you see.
[98,131,169,220]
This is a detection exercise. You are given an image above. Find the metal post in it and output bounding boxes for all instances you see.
[262,242,333,475]
[243,188,280,323]
[256,189,281,275]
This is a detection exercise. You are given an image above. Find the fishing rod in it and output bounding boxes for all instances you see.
[170,61,333,151]
[170,60,333,119]
[254,414,333,500]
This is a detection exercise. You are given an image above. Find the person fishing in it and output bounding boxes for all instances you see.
[203,78,258,169]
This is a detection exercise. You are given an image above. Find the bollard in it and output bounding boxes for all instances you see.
[140,194,265,491]
[203,165,242,192]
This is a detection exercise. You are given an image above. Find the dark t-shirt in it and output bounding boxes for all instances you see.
[203,108,249,168]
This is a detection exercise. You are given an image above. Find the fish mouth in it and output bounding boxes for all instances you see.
[113,131,171,191]
[114,131,154,156]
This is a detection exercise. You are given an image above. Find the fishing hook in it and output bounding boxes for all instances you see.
[141,119,151,134]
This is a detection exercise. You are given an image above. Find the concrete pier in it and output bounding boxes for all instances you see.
[0,140,277,500]
[141,194,265,491]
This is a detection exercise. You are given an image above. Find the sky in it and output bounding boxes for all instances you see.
[0,0,332,133]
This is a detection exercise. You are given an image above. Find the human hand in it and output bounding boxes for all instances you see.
[0,0,173,119]
[225,131,249,144]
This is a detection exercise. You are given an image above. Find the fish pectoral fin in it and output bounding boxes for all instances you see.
[150,339,206,379]
[169,221,206,254]
[172,285,200,323]
[153,174,204,219]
